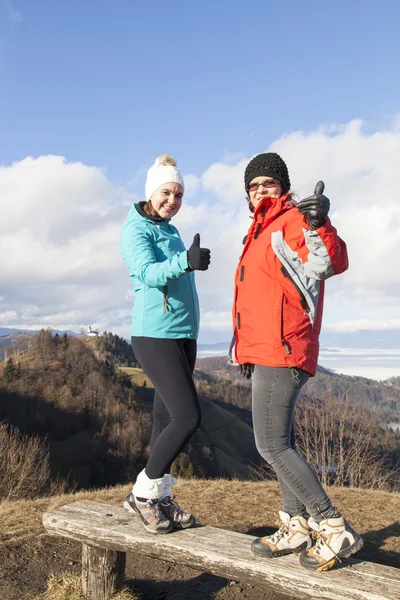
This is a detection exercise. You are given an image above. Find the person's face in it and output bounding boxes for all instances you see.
[247,176,283,209]
[150,182,183,218]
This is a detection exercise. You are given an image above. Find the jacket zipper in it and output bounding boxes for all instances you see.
[280,266,309,313]
[280,294,291,355]
[163,286,169,313]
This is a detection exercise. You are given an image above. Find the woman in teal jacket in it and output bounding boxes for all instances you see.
[120,154,210,534]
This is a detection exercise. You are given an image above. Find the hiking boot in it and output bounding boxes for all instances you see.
[299,516,363,571]
[158,473,195,529]
[159,495,196,529]
[123,493,173,534]
[251,511,312,558]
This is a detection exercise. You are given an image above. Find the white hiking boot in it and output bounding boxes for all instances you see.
[299,516,363,571]
[251,511,312,558]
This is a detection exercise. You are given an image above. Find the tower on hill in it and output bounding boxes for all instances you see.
[87,325,99,337]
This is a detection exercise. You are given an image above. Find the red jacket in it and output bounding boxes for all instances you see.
[231,195,348,376]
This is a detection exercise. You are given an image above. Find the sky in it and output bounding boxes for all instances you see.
[1,0,400,379]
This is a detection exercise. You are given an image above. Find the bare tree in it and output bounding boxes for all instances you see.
[0,423,52,500]
[296,395,394,490]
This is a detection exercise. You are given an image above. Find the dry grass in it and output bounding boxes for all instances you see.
[33,572,139,600]
[0,480,399,560]
[119,366,154,388]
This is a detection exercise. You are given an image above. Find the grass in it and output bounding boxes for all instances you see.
[33,572,139,600]
[119,366,154,388]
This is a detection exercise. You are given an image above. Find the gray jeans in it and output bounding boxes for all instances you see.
[252,365,334,521]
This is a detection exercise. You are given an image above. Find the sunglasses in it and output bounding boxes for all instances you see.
[246,178,279,193]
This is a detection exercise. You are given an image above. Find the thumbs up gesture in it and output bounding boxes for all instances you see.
[187,233,211,271]
[296,181,330,230]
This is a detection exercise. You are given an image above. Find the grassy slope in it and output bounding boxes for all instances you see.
[0,481,399,567]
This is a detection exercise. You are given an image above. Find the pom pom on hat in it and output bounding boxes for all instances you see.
[145,154,185,200]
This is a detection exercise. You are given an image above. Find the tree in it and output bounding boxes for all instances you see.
[62,332,69,351]
[3,357,19,383]
[296,394,393,490]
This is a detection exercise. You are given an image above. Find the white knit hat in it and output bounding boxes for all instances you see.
[145,155,185,201]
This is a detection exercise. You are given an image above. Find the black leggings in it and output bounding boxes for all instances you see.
[131,336,201,479]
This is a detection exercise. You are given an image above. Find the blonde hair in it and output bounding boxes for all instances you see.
[144,154,180,217]
[143,200,160,217]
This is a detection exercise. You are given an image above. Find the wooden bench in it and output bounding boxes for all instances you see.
[42,501,400,600]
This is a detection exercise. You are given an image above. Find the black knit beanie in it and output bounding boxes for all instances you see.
[244,152,291,193]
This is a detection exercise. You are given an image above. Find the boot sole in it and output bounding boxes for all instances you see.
[252,539,311,559]
[173,516,196,530]
[123,500,173,535]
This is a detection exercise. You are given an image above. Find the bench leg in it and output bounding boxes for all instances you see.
[82,543,126,600]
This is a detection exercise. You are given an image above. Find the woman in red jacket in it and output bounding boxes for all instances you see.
[231,153,362,572]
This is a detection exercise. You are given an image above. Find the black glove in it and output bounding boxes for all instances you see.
[187,233,211,271]
[296,181,330,230]
[239,363,254,379]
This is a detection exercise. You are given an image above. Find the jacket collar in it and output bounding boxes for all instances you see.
[135,202,168,223]
[253,193,294,221]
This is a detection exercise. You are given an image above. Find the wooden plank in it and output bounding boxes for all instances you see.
[43,501,400,600]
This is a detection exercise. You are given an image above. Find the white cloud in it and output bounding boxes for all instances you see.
[183,174,201,198]
[0,156,138,337]
[2,117,400,349]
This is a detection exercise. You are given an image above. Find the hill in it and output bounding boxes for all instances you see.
[0,481,398,599]
[0,330,151,491]
[1,332,399,495]
[0,332,34,361]
[196,356,400,424]
[0,332,261,495]
[195,356,400,488]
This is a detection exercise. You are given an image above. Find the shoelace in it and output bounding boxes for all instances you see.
[148,499,169,522]
[311,529,342,564]
[269,513,290,543]
[160,495,184,522]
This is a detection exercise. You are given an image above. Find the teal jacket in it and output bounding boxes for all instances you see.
[120,203,200,339]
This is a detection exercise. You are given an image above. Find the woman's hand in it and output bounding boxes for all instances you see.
[187,234,211,271]
[296,181,330,230]
[239,363,254,379]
